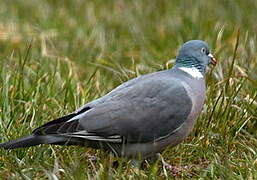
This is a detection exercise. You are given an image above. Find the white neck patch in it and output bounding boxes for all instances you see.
[178,67,203,79]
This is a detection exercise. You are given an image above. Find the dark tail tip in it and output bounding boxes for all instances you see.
[0,135,41,149]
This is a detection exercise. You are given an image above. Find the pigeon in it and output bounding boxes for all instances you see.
[0,40,217,160]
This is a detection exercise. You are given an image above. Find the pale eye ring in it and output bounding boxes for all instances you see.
[201,47,206,54]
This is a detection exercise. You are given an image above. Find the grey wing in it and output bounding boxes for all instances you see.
[34,72,193,143]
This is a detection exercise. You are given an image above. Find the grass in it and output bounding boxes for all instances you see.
[0,0,256,179]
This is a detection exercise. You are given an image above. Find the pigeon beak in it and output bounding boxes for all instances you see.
[208,53,217,66]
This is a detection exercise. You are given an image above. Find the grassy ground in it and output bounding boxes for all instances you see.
[0,0,256,179]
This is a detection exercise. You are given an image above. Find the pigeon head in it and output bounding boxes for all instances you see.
[175,40,217,74]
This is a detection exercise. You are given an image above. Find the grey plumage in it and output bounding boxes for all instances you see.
[0,40,216,159]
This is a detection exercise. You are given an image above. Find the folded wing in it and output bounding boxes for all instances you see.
[34,71,193,143]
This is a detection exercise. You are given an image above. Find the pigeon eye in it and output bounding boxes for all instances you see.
[201,47,206,54]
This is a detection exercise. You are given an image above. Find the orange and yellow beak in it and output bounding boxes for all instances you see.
[208,54,217,66]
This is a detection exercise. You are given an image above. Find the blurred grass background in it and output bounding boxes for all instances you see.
[0,0,256,179]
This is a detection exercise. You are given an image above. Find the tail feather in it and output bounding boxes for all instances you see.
[0,135,69,149]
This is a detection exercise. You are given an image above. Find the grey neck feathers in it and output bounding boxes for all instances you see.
[174,56,205,74]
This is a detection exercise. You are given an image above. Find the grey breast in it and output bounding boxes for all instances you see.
[71,68,205,157]
[118,68,206,157]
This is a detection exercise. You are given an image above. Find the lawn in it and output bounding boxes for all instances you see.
[0,0,256,179]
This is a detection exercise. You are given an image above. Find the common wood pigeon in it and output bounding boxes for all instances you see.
[0,40,217,160]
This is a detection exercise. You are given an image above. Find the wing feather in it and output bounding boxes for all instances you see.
[32,70,193,144]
